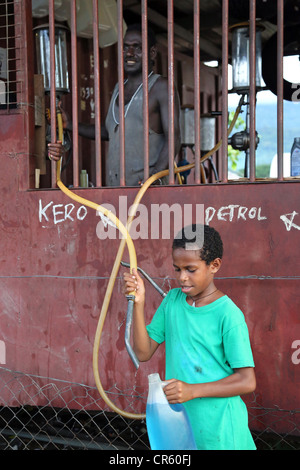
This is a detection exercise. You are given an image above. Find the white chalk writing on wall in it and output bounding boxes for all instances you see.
[205,205,267,225]
[39,200,88,226]
[280,211,300,231]
[38,199,299,233]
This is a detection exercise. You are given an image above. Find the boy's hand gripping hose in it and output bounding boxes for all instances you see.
[121,261,167,298]
[55,95,244,420]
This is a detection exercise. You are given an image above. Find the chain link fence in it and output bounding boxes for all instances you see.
[0,366,299,450]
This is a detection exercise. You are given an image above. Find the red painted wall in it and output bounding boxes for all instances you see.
[0,164,299,434]
[0,0,298,436]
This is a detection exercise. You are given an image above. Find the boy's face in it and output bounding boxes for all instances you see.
[172,248,221,298]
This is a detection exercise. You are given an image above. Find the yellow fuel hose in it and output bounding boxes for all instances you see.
[55,96,244,420]
[56,111,145,418]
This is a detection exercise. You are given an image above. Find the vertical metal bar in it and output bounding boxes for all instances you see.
[19,0,35,190]
[117,0,125,186]
[194,0,201,184]
[93,0,102,187]
[221,0,229,183]
[167,0,175,185]
[70,0,79,187]
[4,0,8,110]
[277,0,284,181]
[49,0,56,188]
[249,0,256,182]
[141,0,149,182]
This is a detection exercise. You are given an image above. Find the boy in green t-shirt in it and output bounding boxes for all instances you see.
[123,224,256,450]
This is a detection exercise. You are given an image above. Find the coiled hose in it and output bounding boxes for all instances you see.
[55,95,244,420]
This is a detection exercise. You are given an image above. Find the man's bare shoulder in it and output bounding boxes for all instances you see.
[151,75,168,98]
[154,75,168,88]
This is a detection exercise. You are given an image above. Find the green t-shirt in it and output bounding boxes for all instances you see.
[146,288,256,450]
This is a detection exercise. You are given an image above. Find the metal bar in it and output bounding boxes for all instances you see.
[277,0,284,181]
[117,0,125,186]
[221,0,229,183]
[14,3,21,97]
[70,0,79,187]
[121,261,167,298]
[141,0,149,182]
[93,0,102,187]
[48,0,56,188]
[167,0,175,185]
[3,0,10,109]
[194,0,201,185]
[249,0,256,182]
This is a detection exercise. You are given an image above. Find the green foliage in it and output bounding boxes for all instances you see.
[255,164,270,177]
[228,111,245,171]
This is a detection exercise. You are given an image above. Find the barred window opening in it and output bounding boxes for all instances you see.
[0,0,20,110]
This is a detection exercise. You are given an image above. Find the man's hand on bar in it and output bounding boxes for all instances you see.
[48,141,63,162]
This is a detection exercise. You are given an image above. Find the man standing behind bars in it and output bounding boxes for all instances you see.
[49,24,181,186]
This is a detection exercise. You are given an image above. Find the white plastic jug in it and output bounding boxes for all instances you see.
[146,373,197,450]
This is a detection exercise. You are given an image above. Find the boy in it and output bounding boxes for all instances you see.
[123,224,256,450]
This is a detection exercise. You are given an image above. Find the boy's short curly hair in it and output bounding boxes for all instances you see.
[172,224,223,265]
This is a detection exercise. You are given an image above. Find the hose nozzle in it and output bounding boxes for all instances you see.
[125,295,139,369]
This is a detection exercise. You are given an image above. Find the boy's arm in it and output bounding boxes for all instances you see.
[164,367,256,403]
[123,269,160,362]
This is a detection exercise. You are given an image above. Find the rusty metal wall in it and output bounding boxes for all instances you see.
[0,181,299,431]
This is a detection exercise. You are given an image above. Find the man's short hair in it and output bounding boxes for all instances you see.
[125,23,157,49]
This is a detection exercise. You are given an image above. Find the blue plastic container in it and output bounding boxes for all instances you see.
[291,137,300,176]
[146,373,197,450]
